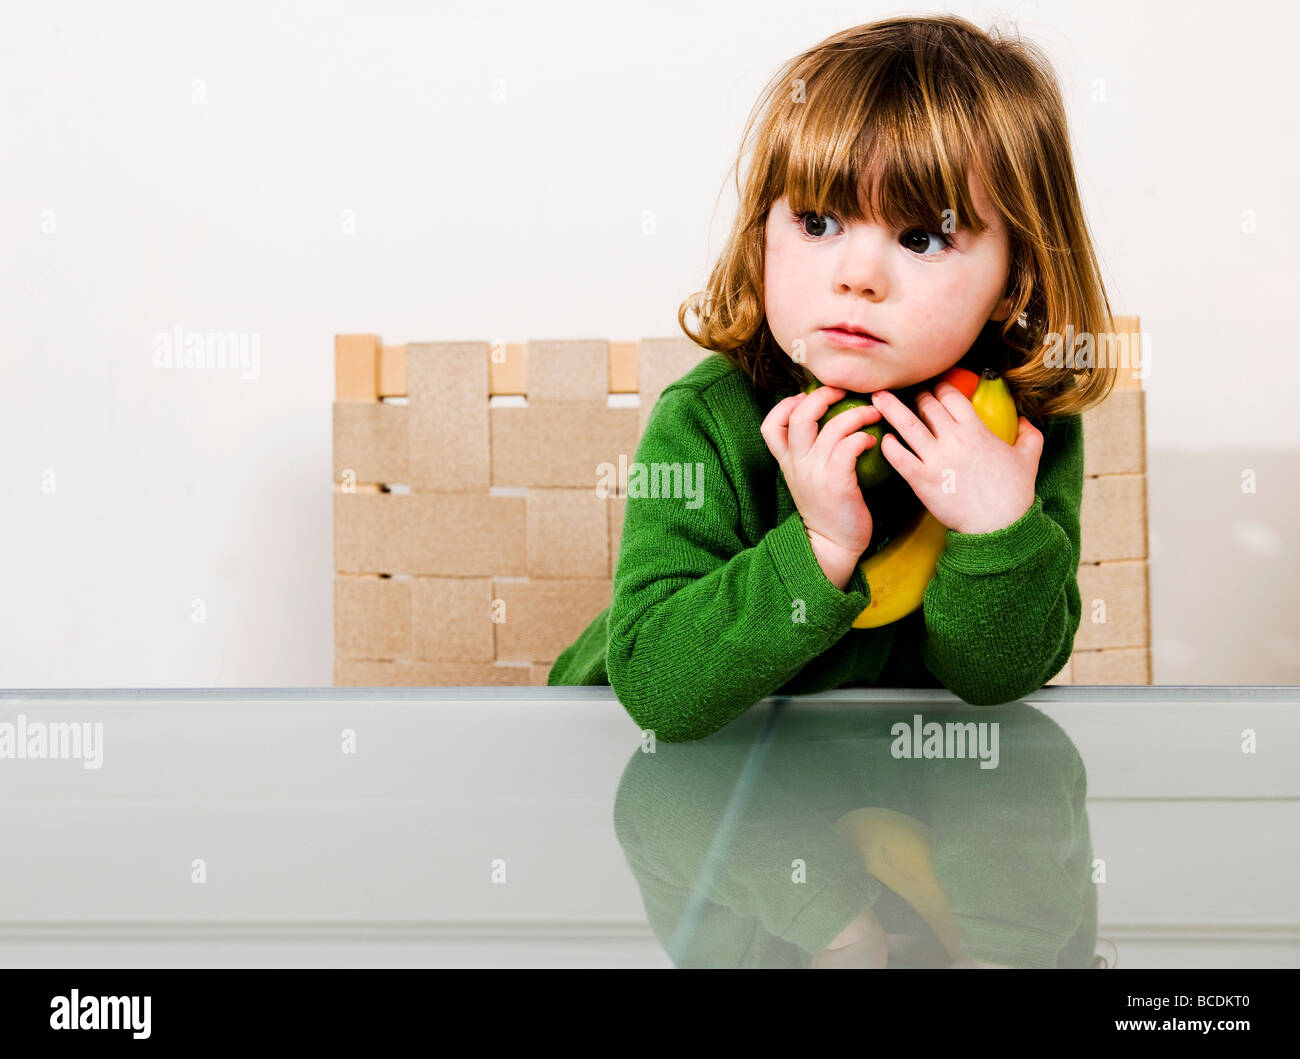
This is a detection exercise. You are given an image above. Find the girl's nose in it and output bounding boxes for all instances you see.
[832,232,891,299]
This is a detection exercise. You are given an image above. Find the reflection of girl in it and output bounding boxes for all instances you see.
[550,16,1118,742]
[611,703,1099,968]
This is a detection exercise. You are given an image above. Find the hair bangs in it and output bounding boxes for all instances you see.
[776,56,991,238]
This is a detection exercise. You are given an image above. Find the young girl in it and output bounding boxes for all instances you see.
[548,15,1117,745]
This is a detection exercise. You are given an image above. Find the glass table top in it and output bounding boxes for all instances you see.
[0,686,1296,969]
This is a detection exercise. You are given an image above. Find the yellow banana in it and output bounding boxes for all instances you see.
[851,370,1020,628]
[833,807,965,963]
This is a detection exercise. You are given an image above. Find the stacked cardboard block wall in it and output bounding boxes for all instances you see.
[1046,314,1152,685]
[333,336,709,686]
[334,321,1151,687]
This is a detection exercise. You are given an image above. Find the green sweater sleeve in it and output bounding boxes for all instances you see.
[607,385,871,744]
[611,727,886,966]
[919,412,1084,705]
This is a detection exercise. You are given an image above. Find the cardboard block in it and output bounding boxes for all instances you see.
[335,493,526,575]
[488,342,527,394]
[407,341,491,491]
[491,580,613,662]
[335,334,381,402]
[1074,560,1149,650]
[638,337,710,437]
[1080,474,1148,563]
[334,658,533,686]
[333,401,409,484]
[609,341,638,393]
[379,344,406,397]
[1105,315,1143,390]
[491,404,639,487]
[530,663,553,685]
[1082,388,1145,476]
[527,339,609,403]
[334,575,411,658]
[1070,647,1151,684]
[411,577,495,662]
[526,488,609,579]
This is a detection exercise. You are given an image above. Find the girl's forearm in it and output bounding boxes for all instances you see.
[607,512,869,742]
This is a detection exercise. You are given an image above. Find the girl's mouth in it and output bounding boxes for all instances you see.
[821,327,884,349]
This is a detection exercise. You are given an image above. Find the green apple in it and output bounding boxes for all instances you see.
[803,378,897,491]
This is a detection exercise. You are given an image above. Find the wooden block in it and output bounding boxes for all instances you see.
[335,493,526,575]
[335,334,381,402]
[607,494,627,579]
[489,342,527,395]
[1080,474,1148,563]
[361,337,670,397]
[334,658,533,686]
[333,402,410,484]
[1082,388,1145,476]
[1045,656,1072,685]
[529,663,553,685]
[1074,560,1149,650]
[638,337,710,437]
[1104,315,1143,390]
[334,575,411,659]
[411,578,495,662]
[491,579,613,662]
[379,344,406,397]
[526,339,609,402]
[609,341,638,393]
[1070,647,1151,684]
[406,341,491,492]
[491,404,640,487]
[526,489,610,579]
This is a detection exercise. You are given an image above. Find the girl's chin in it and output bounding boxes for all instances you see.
[811,373,883,396]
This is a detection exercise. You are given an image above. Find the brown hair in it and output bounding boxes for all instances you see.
[677,15,1118,423]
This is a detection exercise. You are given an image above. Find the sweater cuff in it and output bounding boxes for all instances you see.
[766,512,871,631]
[956,917,1072,970]
[784,870,884,958]
[938,494,1056,576]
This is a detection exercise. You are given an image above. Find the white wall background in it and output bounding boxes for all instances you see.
[1,0,1297,687]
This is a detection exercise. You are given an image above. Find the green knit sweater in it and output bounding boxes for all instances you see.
[549,348,1084,743]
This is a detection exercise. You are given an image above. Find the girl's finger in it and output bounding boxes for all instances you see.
[933,380,978,425]
[878,430,923,481]
[760,392,808,461]
[788,386,845,459]
[912,389,955,436]
[1013,415,1043,456]
[871,389,935,460]
[828,426,877,480]
[810,402,881,464]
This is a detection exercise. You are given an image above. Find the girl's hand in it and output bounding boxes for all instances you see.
[810,906,889,969]
[761,386,879,587]
[870,381,1043,535]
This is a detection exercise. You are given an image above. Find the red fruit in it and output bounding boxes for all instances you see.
[937,366,980,399]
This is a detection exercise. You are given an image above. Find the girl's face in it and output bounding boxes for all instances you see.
[763,173,1014,394]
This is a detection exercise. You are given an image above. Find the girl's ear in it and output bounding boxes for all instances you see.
[989,291,1016,323]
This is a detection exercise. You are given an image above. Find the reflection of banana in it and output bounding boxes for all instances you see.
[833,807,965,963]
[852,370,1020,628]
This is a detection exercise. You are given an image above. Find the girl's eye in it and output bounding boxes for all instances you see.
[901,228,953,256]
[796,211,842,238]
[796,210,953,257]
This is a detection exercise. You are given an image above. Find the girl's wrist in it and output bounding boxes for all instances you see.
[950,496,1034,536]
[806,529,862,590]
